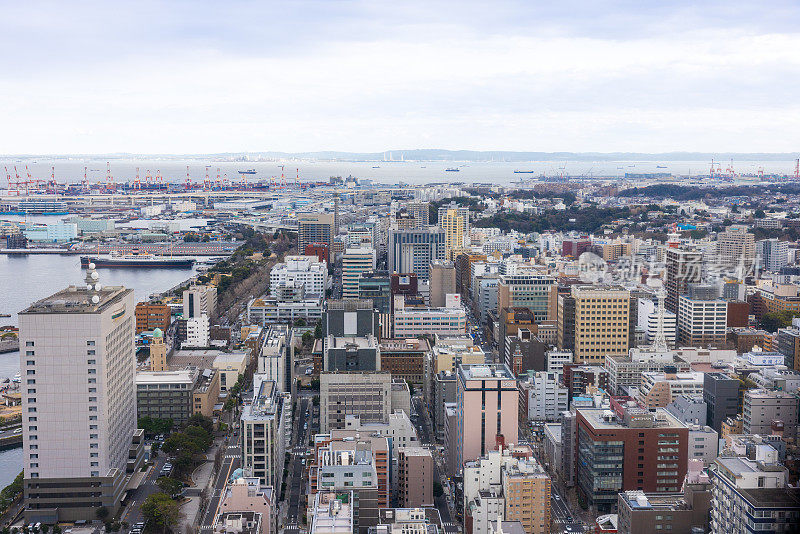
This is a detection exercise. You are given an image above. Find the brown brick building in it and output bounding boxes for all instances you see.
[134,301,171,334]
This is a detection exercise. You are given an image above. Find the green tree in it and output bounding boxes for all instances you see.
[294,318,307,327]
[759,310,800,332]
[433,480,444,497]
[314,321,323,339]
[96,505,110,521]
[302,331,314,347]
[186,414,214,435]
[156,476,184,498]
[405,380,415,396]
[141,492,180,533]
[312,395,320,407]
[754,209,766,219]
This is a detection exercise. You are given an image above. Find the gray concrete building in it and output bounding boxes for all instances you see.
[320,372,393,432]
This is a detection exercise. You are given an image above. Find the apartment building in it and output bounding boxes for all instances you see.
[298,212,336,262]
[240,377,286,488]
[743,389,799,438]
[397,447,434,508]
[677,294,727,348]
[638,371,705,409]
[342,248,377,299]
[392,295,467,338]
[665,248,703,313]
[269,255,329,296]
[387,227,446,281]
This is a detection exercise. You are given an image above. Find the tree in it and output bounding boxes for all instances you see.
[754,209,766,219]
[405,380,415,396]
[302,331,314,347]
[96,506,110,521]
[186,414,214,435]
[312,395,320,407]
[141,492,180,533]
[433,481,444,497]
[157,476,184,499]
[294,318,307,327]
[52,526,61,534]
[759,310,800,332]
[314,321,323,339]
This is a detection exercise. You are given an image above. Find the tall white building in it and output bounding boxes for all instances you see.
[240,376,287,488]
[183,283,217,319]
[757,238,789,273]
[524,371,569,422]
[269,255,329,295]
[341,248,376,299]
[258,325,290,394]
[19,270,142,522]
[185,312,210,347]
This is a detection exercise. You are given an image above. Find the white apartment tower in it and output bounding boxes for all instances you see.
[19,267,140,522]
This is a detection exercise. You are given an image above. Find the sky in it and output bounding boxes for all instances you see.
[1,0,799,154]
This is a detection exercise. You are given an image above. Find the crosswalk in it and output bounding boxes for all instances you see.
[224,454,238,459]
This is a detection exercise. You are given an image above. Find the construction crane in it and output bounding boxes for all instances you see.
[133,167,142,190]
[185,166,192,191]
[155,170,163,188]
[795,158,800,180]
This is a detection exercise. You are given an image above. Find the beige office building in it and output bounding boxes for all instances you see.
[19,276,141,522]
[438,205,469,259]
[559,285,632,363]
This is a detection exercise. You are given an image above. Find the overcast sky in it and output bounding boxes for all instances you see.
[1,0,799,154]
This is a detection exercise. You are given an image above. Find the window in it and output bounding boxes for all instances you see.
[26,341,34,347]
[87,359,96,365]
[87,350,96,356]
[87,341,95,346]
[27,379,35,385]
[27,389,36,394]
[26,360,35,366]
[25,351,34,356]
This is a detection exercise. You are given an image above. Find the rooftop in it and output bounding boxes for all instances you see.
[460,364,515,381]
[21,285,131,314]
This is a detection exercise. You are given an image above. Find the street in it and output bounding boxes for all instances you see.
[199,431,241,532]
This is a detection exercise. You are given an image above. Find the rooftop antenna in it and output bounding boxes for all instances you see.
[84,262,102,304]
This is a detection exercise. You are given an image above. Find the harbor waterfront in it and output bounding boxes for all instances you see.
[0,253,201,488]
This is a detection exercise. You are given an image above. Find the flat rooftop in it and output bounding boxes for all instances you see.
[21,285,131,314]
[460,364,515,380]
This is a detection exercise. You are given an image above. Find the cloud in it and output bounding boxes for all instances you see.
[0,0,799,153]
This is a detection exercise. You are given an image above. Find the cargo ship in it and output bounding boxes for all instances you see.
[81,253,195,268]
[445,168,460,172]
[514,170,535,173]
[238,169,257,175]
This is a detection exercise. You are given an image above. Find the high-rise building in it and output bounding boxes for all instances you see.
[455,252,487,299]
[429,260,456,308]
[19,273,142,522]
[183,283,218,320]
[677,294,727,348]
[757,238,789,273]
[298,212,336,262]
[703,372,741,433]
[240,377,286,488]
[342,248,376,299]
[438,204,469,259]
[715,225,755,271]
[258,325,291,394]
[558,285,632,363]
[456,364,519,471]
[357,270,391,314]
[397,447,434,508]
[665,248,703,313]
[497,274,557,323]
[387,227,446,281]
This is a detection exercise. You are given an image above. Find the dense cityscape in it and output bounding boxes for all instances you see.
[0,162,799,534]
